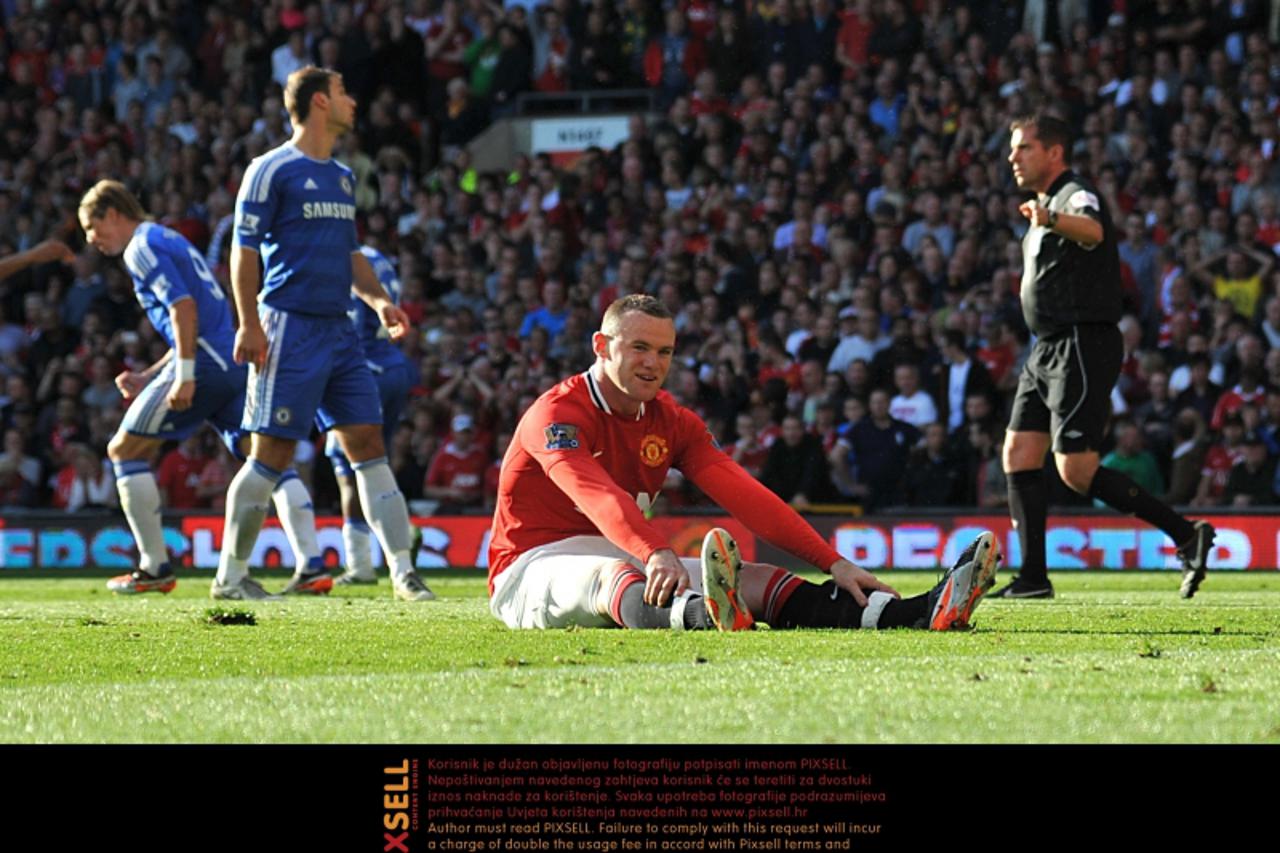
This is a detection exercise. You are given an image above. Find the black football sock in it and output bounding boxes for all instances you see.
[772,580,928,629]
[1008,469,1049,586]
[615,583,711,629]
[1087,466,1196,544]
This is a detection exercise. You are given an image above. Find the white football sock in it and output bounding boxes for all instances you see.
[216,459,281,586]
[272,470,321,572]
[343,520,374,576]
[113,461,168,573]
[353,457,414,581]
[861,590,896,629]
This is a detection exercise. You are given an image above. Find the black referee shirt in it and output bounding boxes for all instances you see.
[1018,169,1123,337]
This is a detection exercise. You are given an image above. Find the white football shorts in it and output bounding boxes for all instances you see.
[489,535,704,629]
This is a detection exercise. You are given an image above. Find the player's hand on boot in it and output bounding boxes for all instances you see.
[234,323,267,368]
[829,558,899,607]
[644,549,690,606]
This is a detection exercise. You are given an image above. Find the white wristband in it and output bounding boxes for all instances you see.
[176,358,196,383]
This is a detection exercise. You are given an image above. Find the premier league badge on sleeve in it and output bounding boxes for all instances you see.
[543,423,580,450]
[340,176,353,196]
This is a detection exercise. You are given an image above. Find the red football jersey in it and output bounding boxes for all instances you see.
[1200,444,1247,501]
[425,441,490,504]
[157,448,204,509]
[1209,385,1266,431]
[488,371,727,588]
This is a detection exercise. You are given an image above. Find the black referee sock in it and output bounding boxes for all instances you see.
[1008,469,1049,586]
[772,581,928,629]
[1087,467,1196,545]
[615,584,711,630]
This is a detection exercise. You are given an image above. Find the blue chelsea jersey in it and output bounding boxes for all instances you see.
[122,222,235,363]
[233,141,359,318]
[351,245,404,368]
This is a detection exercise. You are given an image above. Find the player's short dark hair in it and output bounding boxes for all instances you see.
[601,295,672,336]
[78,179,146,224]
[284,66,339,123]
[1010,112,1074,161]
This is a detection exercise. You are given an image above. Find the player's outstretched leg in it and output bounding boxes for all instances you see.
[924,531,1001,631]
[211,458,283,601]
[109,459,177,594]
[739,533,998,631]
[700,528,755,631]
[352,456,434,600]
[272,469,333,595]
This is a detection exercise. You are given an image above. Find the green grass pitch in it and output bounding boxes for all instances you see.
[1,571,1277,743]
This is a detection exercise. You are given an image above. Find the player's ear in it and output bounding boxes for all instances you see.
[591,331,610,358]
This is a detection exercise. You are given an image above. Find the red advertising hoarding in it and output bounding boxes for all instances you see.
[0,514,759,572]
[0,512,1274,571]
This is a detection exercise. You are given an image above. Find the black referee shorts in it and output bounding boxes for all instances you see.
[1007,323,1123,454]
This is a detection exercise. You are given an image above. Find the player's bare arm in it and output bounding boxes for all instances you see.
[167,297,198,411]
[1019,201,1102,248]
[540,449,674,593]
[0,239,74,280]
[690,456,900,605]
[230,244,266,367]
[352,250,409,340]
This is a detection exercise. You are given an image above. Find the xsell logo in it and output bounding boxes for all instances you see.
[384,760,411,851]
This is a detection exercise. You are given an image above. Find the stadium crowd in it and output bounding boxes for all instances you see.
[2,0,1280,516]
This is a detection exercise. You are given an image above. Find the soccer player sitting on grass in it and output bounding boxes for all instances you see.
[79,180,325,596]
[487,295,999,632]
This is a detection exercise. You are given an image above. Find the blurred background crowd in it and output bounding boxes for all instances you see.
[2,0,1280,517]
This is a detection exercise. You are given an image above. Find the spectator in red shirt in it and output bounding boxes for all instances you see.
[976,316,1017,389]
[46,397,90,464]
[197,444,236,512]
[681,0,718,41]
[427,1,472,82]
[1210,362,1266,431]
[725,412,772,479]
[424,413,490,512]
[157,434,206,509]
[51,443,116,512]
[1193,412,1248,506]
[835,0,873,79]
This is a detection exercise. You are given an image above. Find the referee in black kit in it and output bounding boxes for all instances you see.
[998,112,1214,599]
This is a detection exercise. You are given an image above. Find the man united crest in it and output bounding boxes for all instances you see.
[639,434,669,467]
